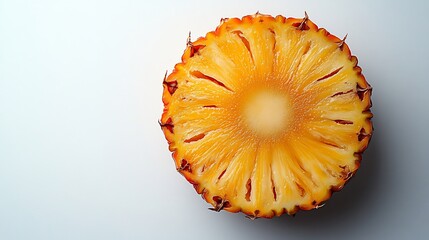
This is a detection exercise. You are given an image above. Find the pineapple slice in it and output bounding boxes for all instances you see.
[161,13,373,218]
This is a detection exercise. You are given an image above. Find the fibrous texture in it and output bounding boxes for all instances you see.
[161,13,373,218]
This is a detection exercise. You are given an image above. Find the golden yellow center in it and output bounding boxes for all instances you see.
[243,90,291,137]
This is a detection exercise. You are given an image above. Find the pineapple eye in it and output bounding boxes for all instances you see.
[161,12,373,218]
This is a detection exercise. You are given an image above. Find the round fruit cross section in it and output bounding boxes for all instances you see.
[161,13,372,218]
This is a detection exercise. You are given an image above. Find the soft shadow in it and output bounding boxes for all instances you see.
[221,109,386,236]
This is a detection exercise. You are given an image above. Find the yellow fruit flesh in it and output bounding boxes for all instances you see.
[161,14,372,218]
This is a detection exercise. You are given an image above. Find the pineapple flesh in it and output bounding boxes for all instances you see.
[161,13,373,218]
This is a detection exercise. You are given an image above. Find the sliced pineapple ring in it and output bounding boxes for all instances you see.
[161,13,372,218]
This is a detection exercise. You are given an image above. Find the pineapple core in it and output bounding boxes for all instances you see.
[243,90,291,137]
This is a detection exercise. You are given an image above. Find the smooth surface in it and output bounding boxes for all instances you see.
[1,0,428,239]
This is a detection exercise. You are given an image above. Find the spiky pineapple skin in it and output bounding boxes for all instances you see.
[161,13,372,218]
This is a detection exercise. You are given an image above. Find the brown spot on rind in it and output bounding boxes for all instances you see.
[357,84,373,101]
[189,44,205,58]
[212,196,222,204]
[162,71,178,95]
[271,209,277,217]
[209,196,230,212]
[339,165,353,181]
[178,159,192,173]
[159,118,174,133]
[331,181,346,192]
[295,11,309,30]
[358,128,370,141]
[344,171,354,181]
[254,210,260,216]
[193,183,203,193]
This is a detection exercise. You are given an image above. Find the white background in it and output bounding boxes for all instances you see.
[1,0,429,239]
